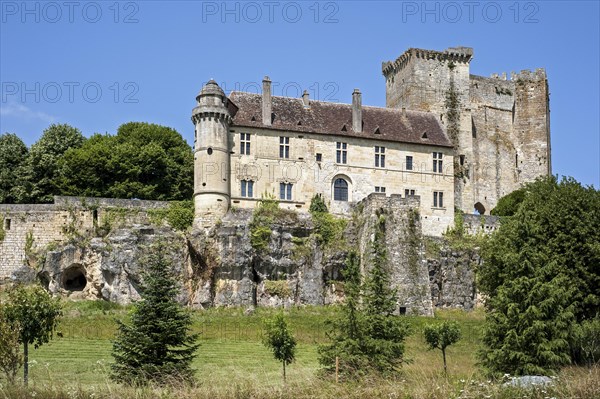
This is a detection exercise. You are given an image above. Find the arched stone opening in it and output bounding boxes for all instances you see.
[62,264,87,291]
[474,202,486,215]
[331,174,352,202]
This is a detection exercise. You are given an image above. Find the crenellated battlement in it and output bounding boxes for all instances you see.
[382,46,473,78]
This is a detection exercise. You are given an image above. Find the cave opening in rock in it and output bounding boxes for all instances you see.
[62,264,87,291]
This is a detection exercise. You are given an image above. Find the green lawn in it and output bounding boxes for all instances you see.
[4,303,598,398]
[23,303,485,389]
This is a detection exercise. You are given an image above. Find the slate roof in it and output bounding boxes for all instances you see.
[227,92,452,148]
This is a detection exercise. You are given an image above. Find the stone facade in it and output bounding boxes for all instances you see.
[192,46,549,233]
[382,47,551,215]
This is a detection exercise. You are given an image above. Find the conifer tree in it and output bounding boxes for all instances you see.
[111,243,199,385]
[362,213,411,374]
[318,251,368,376]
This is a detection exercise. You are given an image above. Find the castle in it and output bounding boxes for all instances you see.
[0,46,549,311]
[192,46,551,235]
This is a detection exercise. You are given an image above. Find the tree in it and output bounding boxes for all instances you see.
[490,187,526,216]
[318,251,368,377]
[16,124,85,203]
[111,243,199,385]
[58,122,193,201]
[319,214,410,378]
[0,308,23,384]
[0,133,28,204]
[479,176,600,376]
[423,321,461,376]
[263,313,297,382]
[361,213,411,374]
[3,285,62,385]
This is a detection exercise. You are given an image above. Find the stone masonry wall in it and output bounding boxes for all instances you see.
[0,196,169,281]
[383,47,550,216]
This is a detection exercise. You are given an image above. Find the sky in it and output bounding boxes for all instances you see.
[1,0,599,188]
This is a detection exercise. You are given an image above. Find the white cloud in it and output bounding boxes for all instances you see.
[0,102,57,123]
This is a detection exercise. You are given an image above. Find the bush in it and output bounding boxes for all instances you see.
[148,201,194,231]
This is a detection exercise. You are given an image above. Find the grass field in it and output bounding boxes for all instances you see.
[1,301,599,398]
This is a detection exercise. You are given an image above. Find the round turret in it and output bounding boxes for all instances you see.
[192,80,232,229]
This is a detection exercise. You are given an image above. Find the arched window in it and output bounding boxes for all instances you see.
[333,178,348,201]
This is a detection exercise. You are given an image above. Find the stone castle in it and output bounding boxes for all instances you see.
[192,46,551,235]
[0,46,549,313]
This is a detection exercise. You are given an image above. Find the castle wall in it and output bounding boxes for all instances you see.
[383,47,551,215]
[357,193,433,316]
[469,70,550,213]
[0,196,168,281]
[383,48,475,212]
[227,128,455,236]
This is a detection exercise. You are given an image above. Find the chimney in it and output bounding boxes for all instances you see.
[262,76,272,126]
[302,90,310,107]
[352,89,362,133]
[402,107,406,117]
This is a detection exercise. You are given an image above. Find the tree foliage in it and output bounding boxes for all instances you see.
[319,214,410,377]
[309,194,328,213]
[361,213,411,374]
[423,321,461,376]
[490,187,526,216]
[3,285,62,385]
[263,313,297,382]
[16,124,86,203]
[111,243,199,385]
[0,308,23,384]
[0,133,29,204]
[318,251,368,376]
[58,122,193,201]
[479,176,600,376]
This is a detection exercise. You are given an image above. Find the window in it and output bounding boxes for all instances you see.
[375,186,386,193]
[240,133,251,155]
[336,142,347,164]
[375,146,386,168]
[316,153,322,162]
[405,189,415,197]
[334,178,348,201]
[4,218,11,230]
[433,152,443,173]
[433,191,444,208]
[241,180,254,198]
[405,156,413,171]
[279,137,290,158]
[279,183,292,200]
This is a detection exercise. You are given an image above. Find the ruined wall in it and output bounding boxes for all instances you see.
[356,193,433,316]
[0,196,169,281]
[469,69,550,214]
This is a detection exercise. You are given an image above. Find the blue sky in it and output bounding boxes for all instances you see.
[1,0,598,187]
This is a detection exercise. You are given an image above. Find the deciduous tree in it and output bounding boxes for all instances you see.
[423,321,461,376]
[3,285,62,385]
[263,313,297,382]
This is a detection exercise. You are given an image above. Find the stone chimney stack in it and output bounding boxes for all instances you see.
[352,89,362,133]
[302,90,310,107]
[262,76,272,126]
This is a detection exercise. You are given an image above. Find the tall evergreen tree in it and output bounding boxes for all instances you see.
[479,176,600,376]
[111,243,199,385]
[318,251,368,376]
[362,213,411,374]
